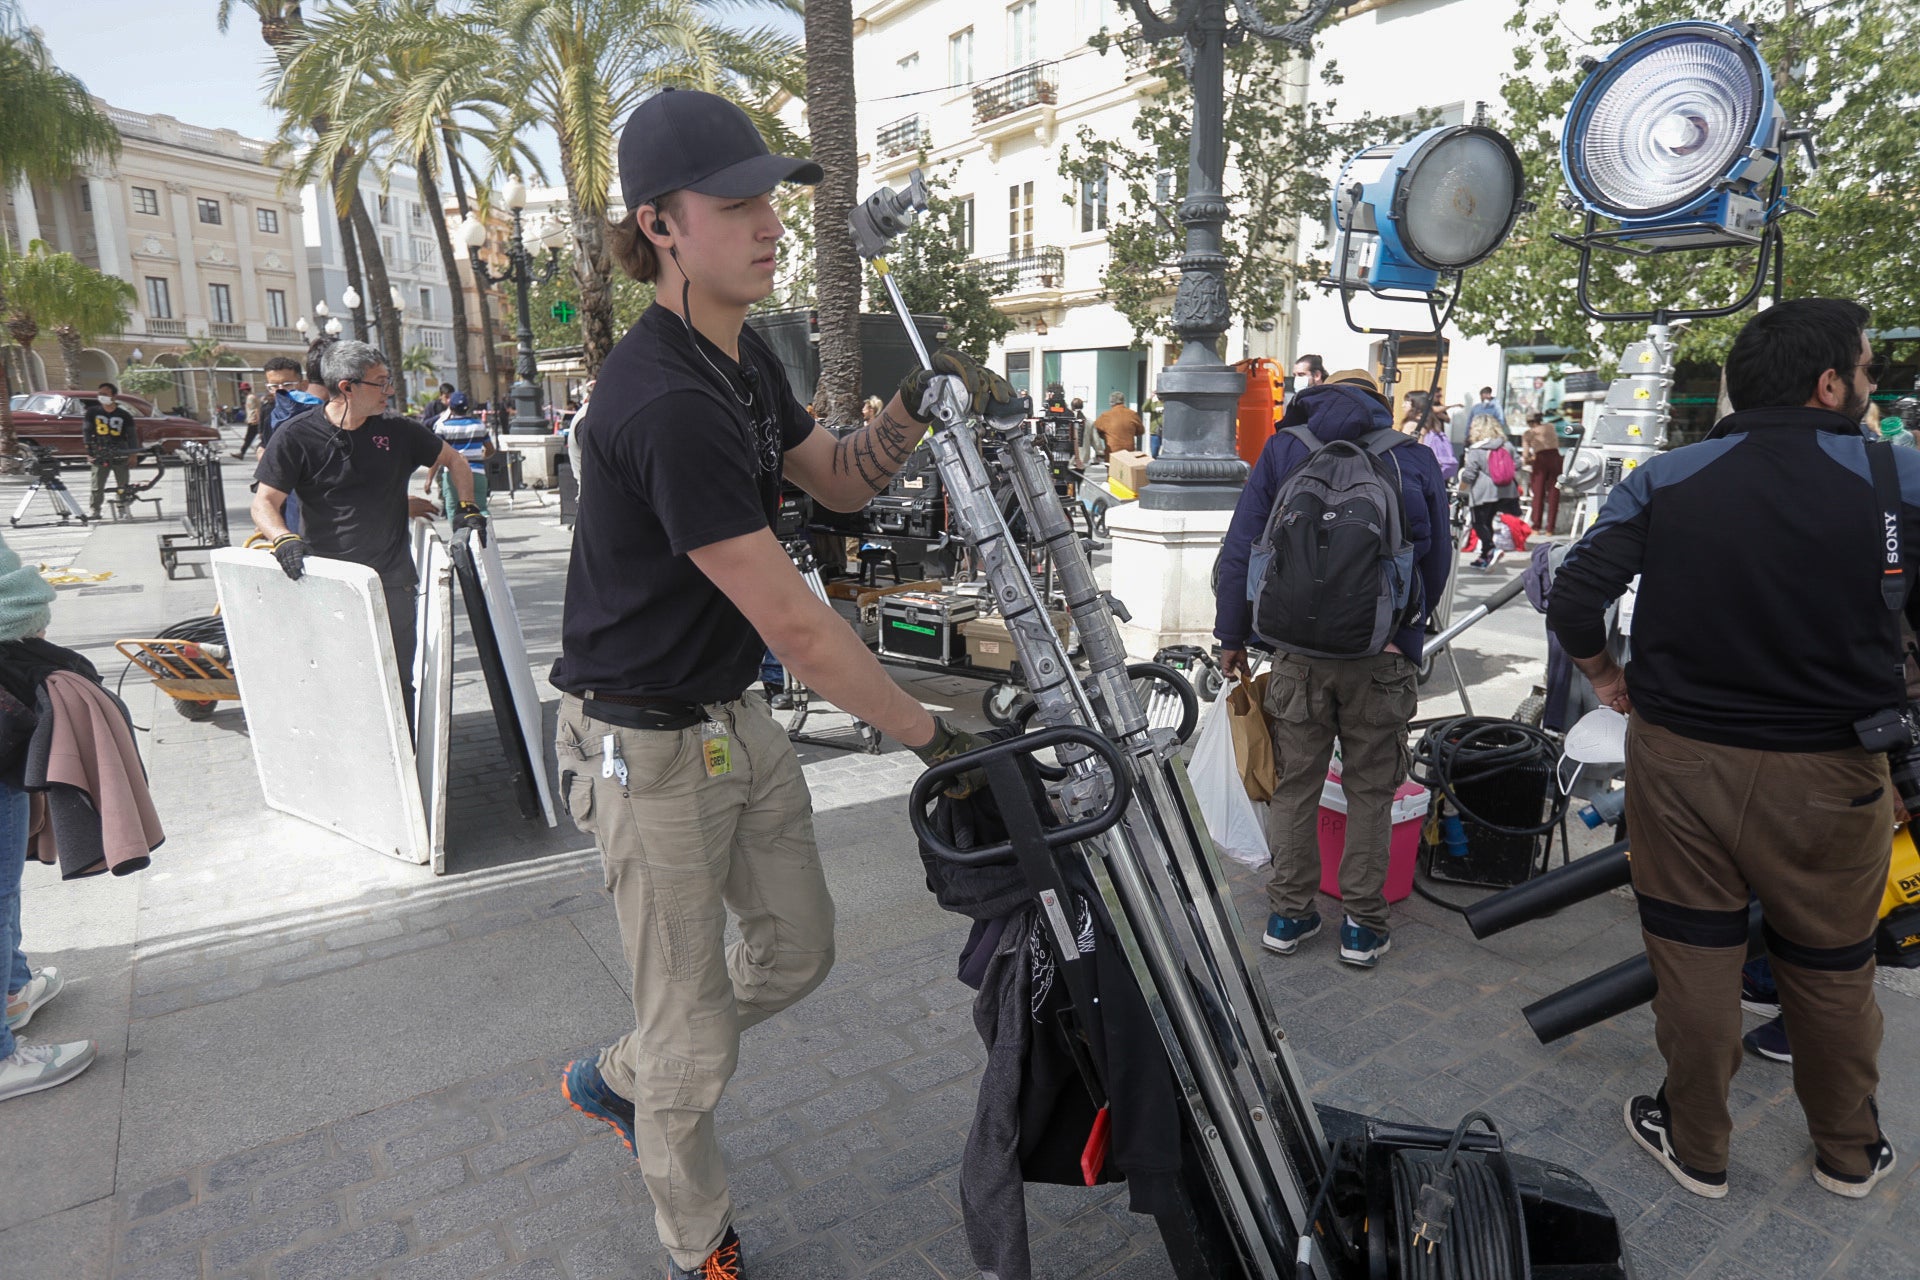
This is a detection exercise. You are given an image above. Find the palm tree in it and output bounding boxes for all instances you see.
[179,333,236,423]
[270,0,543,404]
[218,0,385,353]
[805,0,861,426]
[2,241,63,393]
[41,254,136,387]
[477,0,806,377]
[400,341,438,407]
[0,2,119,459]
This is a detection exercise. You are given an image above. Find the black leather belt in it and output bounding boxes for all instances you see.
[578,691,705,732]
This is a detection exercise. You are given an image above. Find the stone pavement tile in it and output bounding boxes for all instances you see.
[354,1154,469,1222]
[779,1119,886,1183]
[836,1185,958,1266]
[798,1077,893,1131]
[864,1133,965,1193]
[785,1173,873,1231]
[526,1139,634,1201]
[382,1230,509,1280]
[377,1113,494,1172]
[119,1194,253,1268]
[409,1173,535,1246]
[1732,1206,1846,1276]
[1829,1230,1912,1279]
[204,1200,342,1275]
[469,1115,578,1179]
[505,1174,626,1253]
[272,1220,411,1280]
[256,1153,379,1215]
[1627,1197,1724,1277]
[1028,1207,1134,1279]
[559,1216,660,1280]
[0,1196,114,1280]
[117,915,627,1184]
[755,1239,852,1280]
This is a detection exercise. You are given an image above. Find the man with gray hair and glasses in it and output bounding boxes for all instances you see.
[251,341,483,725]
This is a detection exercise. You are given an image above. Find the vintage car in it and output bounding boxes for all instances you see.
[7,390,222,461]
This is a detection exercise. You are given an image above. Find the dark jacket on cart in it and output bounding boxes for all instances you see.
[921,792,1183,1280]
[1213,381,1452,661]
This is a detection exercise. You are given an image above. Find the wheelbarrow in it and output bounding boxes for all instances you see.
[114,635,238,721]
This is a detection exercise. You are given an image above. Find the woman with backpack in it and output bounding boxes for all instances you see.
[1459,418,1520,568]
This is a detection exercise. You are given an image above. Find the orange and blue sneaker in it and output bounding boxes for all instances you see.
[561,1056,636,1156]
[667,1226,742,1279]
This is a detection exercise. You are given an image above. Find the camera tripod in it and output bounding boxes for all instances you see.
[9,449,91,529]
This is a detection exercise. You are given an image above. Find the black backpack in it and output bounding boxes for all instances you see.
[1247,426,1418,658]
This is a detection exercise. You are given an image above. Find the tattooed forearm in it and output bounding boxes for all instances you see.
[831,408,928,496]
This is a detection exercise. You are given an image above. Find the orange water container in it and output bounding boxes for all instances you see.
[1234,358,1284,467]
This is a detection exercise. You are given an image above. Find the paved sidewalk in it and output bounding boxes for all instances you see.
[0,466,1911,1280]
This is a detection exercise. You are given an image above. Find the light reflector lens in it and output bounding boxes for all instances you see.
[1570,34,1762,218]
[1399,130,1521,269]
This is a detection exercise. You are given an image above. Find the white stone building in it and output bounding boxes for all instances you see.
[3,101,314,412]
[818,0,1604,424]
[301,170,459,397]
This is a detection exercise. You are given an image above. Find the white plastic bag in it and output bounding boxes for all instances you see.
[1188,681,1271,867]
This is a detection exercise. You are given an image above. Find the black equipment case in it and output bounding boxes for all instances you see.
[878,592,977,665]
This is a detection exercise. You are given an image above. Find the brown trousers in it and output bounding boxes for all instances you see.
[1528,449,1562,532]
[1262,652,1417,933]
[1624,715,1892,1176]
[556,694,835,1269]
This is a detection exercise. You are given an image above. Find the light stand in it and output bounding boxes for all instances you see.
[460,179,560,436]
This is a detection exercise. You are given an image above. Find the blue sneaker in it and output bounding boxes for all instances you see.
[1338,918,1390,967]
[1742,1015,1791,1063]
[1262,911,1322,955]
[561,1056,637,1157]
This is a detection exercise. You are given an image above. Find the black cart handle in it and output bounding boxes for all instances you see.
[909,725,1130,866]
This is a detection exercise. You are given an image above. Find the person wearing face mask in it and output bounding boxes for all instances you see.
[81,383,138,521]
[1291,353,1326,396]
[1547,299,1902,1205]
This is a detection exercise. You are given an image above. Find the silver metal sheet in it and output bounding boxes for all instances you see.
[414,533,454,873]
[470,533,556,827]
[211,548,431,864]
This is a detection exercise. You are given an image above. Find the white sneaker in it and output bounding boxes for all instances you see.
[5,967,64,1031]
[0,1040,97,1102]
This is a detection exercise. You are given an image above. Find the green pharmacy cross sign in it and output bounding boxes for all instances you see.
[550,300,578,324]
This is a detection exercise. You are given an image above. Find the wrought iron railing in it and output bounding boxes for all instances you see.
[972,62,1058,124]
[876,114,929,158]
[973,246,1065,293]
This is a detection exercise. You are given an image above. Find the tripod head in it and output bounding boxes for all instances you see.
[848,170,929,262]
[15,441,63,481]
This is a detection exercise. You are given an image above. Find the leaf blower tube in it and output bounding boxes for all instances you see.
[1521,900,1765,1044]
[1463,840,1630,938]
[1422,574,1531,660]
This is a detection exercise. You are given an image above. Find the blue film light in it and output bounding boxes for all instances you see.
[1331,125,1525,296]
[1560,21,1784,249]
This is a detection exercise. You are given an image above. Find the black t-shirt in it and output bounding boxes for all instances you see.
[254,407,443,585]
[549,305,815,703]
[82,405,137,457]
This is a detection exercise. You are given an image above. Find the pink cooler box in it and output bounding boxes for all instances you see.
[1316,772,1430,903]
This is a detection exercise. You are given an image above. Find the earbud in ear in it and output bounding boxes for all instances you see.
[652,217,667,237]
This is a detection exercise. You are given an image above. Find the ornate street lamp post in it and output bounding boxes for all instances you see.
[1125,0,1337,510]
[459,177,560,435]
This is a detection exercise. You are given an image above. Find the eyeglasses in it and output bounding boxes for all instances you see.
[352,376,393,391]
[266,379,301,391]
[1849,354,1893,384]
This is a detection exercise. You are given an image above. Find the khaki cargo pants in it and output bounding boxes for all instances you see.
[556,693,835,1269]
[1262,652,1417,933]
[1625,714,1891,1177]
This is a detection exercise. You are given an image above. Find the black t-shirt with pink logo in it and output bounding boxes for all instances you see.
[255,407,442,585]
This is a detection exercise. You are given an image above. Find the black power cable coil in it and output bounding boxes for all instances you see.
[1389,1112,1523,1280]
[1409,716,1569,837]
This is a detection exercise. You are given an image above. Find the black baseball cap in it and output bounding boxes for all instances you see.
[618,89,822,215]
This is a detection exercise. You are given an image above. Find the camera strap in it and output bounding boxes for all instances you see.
[1868,441,1908,612]
[1867,440,1910,701]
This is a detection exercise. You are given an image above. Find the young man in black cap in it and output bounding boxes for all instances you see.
[551,88,1018,1280]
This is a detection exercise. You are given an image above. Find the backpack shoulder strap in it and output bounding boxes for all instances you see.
[1281,425,1324,451]
[1360,428,1410,456]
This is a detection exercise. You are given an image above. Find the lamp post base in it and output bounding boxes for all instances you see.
[1104,503,1235,658]
[1139,361,1248,511]
[506,379,546,436]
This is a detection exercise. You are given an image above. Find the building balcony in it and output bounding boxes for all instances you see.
[266,326,302,345]
[209,322,248,342]
[973,247,1065,309]
[876,114,929,159]
[971,62,1059,158]
[145,318,187,338]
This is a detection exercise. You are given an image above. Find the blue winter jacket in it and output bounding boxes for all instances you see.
[1213,381,1452,661]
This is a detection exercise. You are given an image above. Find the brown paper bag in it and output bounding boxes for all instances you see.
[1226,674,1277,802]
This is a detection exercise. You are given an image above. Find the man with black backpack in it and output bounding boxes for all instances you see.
[1214,369,1451,967]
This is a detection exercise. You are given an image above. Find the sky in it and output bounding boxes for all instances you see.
[23,1,807,191]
